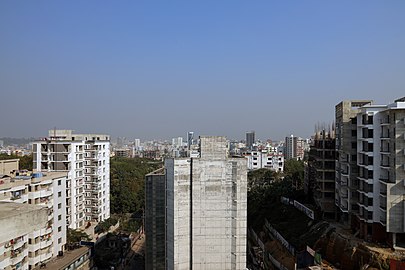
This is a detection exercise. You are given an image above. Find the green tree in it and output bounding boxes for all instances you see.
[110,157,162,214]
[284,159,305,189]
[66,229,91,250]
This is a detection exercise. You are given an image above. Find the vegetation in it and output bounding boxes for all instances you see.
[247,159,307,231]
[110,157,162,214]
[283,158,305,189]
[66,229,91,250]
[94,217,119,234]
[0,153,33,171]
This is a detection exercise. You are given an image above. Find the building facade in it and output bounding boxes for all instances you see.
[246,150,284,172]
[145,168,166,270]
[284,135,306,160]
[33,130,110,229]
[0,170,67,270]
[335,100,373,225]
[306,129,336,218]
[165,136,247,270]
[335,97,405,247]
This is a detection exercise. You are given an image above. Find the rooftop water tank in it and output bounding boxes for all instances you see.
[32,172,43,178]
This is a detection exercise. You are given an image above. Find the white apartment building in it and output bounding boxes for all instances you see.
[33,130,110,229]
[0,167,67,270]
[355,98,405,246]
[165,136,247,270]
[335,97,405,247]
[246,150,284,172]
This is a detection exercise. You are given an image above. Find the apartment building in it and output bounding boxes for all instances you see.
[0,202,48,270]
[355,98,405,246]
[0,168,67,270]
[33,130,110,229]
[165,136,247,270]
[336,97,405,247]
[284,135,306,160]
[335,100,373,225]
[246,150,284,172]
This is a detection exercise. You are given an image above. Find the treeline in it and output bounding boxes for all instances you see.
[110,157,162,214]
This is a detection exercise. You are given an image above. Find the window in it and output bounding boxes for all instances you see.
[58,191,62,197]
[58,215,61,221]
[58,226,62,232]
[58,238,62,244]
[58,203,61,209]
[58,180,61,186]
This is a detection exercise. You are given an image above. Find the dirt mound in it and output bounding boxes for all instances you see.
[313,230,392,270]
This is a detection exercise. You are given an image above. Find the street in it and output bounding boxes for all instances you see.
[124,233,145,270]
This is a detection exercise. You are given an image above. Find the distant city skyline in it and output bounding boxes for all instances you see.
[1,1,404,140]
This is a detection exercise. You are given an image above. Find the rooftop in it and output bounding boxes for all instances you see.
[0,201,48,242]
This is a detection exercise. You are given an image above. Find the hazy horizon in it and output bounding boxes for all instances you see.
[1,1,404,141]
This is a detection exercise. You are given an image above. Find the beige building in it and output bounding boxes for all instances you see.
[0,159,19,175]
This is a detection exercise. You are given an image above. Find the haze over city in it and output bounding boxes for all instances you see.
[1,1,404,140]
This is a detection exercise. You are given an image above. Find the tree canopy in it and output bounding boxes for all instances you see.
[110,157,162,214]
[283,159,305,189]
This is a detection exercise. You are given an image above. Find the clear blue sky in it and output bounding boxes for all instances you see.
[1,1,404,141]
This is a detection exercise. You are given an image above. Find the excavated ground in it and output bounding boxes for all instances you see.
[257,201,405,269]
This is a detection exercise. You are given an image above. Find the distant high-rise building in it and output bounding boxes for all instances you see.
[134,139,141,149]
[246,131,255,150]
[285,135,297,160]
[171,137,183,148]
[187,131,194,149]
[33,130,110,229]
[284,135,306,160]
[164,136,247,270]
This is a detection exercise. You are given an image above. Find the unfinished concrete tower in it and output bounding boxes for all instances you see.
[165,136,247,270]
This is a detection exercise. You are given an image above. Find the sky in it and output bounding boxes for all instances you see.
[1,1,404,141]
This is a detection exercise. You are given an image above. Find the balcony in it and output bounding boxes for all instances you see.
[11,237,26,250]
[10,248,28,265]
[379,176,393,184]
[380,215,387,225]
[380,133,390,140]
[380,117,390,126]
